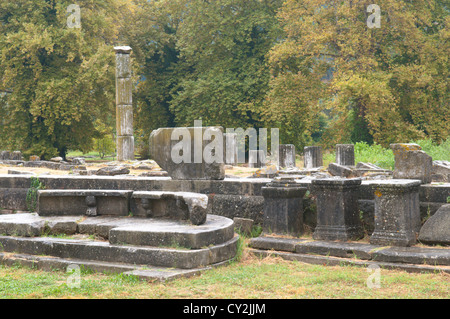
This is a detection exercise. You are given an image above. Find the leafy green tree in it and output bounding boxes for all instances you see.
[0,0,126,159]
[122,0,283,140]
[267,0,449,148]
[170,0,283,131]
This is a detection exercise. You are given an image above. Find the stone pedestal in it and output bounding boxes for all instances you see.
[278,144,296,168]
[262,177,307,236]
[311,178,364,241]
[114,46,134,161]
[336,144,355,166]
[249,150,266,168]
[370,180,421,247]
[304,146,323,169]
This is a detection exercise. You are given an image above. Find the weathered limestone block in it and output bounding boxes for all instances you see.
[336,144,355,166]
[390,143,432,184]
[418,204,450,246]
[233,217,254,236]
[311,178,364,241]
[262,177,307,236]
[149,127,225,180]
[251,164,278,178]
[0,151,10,160]
[8,170,36,176]
[94,166,130,176]
[304,146,323,169]
[0,213,46,237]
[130,191,208,225]
[29,155,40,162]
[11,151,22,161]
[278,144,296,168]
[432,160,450,182]
[72,157,86,165]
[354,162,393,178]
[37,190,133,217]
[370,180,421,247]
[328,162,354,178]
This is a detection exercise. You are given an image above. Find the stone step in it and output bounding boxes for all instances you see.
[249,236,450,267]
[0,234,239,270]
[0,213,235,249]
[249,249,450,274]
[108,215,235,249]
[0,252,219,282]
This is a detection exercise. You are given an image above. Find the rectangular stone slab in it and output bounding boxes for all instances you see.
[149,127,225,180]
[37,190,133,216]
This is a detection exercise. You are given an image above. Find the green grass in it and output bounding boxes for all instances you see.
[0,242,449,299]
[66,150,116,162]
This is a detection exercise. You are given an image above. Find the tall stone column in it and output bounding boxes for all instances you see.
[114,46,134,161]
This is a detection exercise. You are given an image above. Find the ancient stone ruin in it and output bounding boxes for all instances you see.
[1,125,449,278]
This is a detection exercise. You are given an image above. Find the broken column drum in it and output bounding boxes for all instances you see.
[336,144,355,166]
[262,177,307,236]
[278,144,296,168]
[370,180,421,247]
[115,46,134,161]
[304,146,323,169]
[311,178,364,241]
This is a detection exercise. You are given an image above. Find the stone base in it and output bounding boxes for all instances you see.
[312,225,364,242]
[369,231,417,247]
[249,236,450,273]
[0,213,238,271]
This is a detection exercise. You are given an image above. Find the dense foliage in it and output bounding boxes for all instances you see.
[1,0,448,159]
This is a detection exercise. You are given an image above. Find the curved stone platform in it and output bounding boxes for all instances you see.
[0,213,239,279]
[109,214,234,249]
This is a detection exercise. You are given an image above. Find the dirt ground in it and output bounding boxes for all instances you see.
[0,161,262,178]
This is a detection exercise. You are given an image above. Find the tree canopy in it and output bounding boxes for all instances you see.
[0,0,448,158]
[0,0,126,159]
